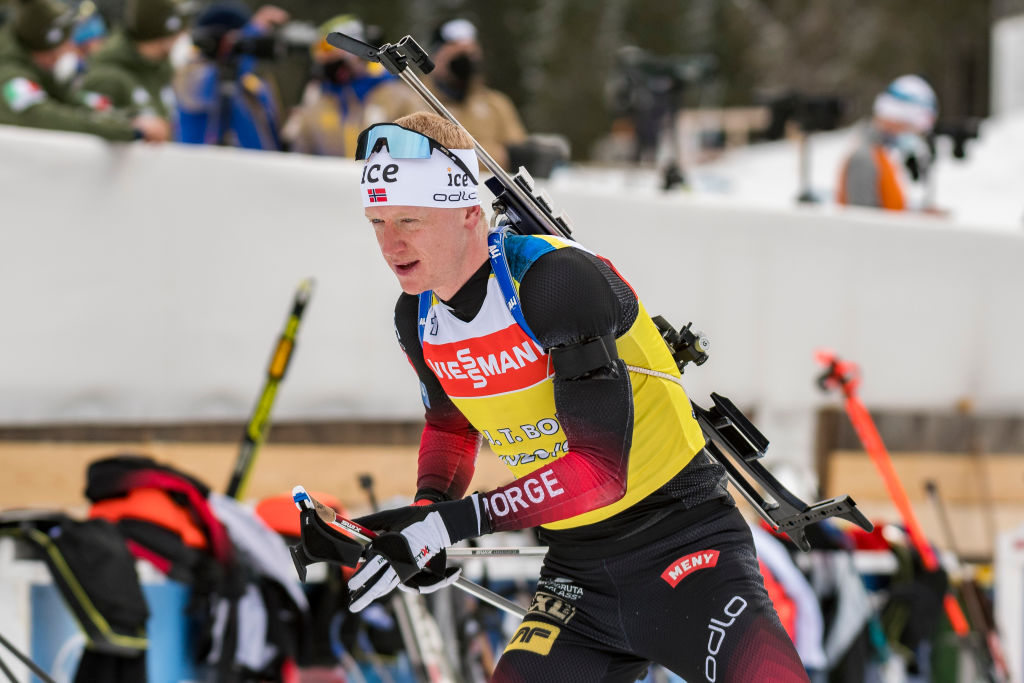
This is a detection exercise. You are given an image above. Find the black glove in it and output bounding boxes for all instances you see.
[354,503,432,534]
[347,494,490,612]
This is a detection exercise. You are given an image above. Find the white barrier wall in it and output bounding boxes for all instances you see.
[2,126,1023,461]
[993,14,1024,116]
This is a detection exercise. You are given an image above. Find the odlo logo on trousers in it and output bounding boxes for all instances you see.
[705,596,747,682]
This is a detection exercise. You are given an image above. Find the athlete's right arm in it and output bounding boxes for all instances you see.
[394,294,482,503]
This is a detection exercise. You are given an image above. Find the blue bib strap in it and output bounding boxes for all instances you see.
[488,228,540,346]
[417,291,433,343]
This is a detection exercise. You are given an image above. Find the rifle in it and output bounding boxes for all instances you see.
[326,31,871,551]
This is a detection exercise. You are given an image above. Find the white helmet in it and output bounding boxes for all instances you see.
[873,74,938,134]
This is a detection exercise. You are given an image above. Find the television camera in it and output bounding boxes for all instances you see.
[607,46,718,190]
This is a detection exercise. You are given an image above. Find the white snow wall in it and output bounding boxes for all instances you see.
[993,13,1024,116]
[2,126,1023,467]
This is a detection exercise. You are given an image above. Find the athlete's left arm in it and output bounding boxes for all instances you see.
[481,247,639,532]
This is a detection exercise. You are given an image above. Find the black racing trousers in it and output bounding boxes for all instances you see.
[491,500,810,683]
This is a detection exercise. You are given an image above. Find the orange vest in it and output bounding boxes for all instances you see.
[837,144,906,211]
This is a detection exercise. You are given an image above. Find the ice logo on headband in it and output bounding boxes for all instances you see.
[438,165,475,202]
[361,161,399,183]
[360,147,480,210]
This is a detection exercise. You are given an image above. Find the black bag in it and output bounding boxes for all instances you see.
[0,511,149,682]
[86,453,310,682]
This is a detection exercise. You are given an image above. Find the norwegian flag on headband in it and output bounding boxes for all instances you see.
[367,188,387,203]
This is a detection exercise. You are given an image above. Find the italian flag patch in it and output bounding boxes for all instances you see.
[2,77,47,113]
[81,91,112,111]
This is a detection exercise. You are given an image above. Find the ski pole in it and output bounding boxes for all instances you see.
[226,278,315,499]
[353,474,463,683]
[816,350,970,636]
[0,632,58,683]
[925,480,1010,682]
[292,487,527,620]
[357,474,378,512]
[447,547,548,558]
[0,655,16,683]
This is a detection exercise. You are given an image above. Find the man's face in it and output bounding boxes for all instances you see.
[366,204,482,299]
[317,53,364,85]
[434,39,482,79]
[137,31,184,61]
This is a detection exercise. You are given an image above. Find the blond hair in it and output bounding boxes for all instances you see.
[394,112,474,150]
[391,112,486,229]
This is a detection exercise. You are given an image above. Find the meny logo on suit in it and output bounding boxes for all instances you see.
[660,549,720,588]
[423,324,549,396]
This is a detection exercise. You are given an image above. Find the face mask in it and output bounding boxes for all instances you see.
[894,132,928,157]
[880,130,924,154]
[321,59,354,85]
[169,34,195,70]
[890,132,932,181]
[439,52,478,102]
[448,52,478,81]
[53,51,82,84]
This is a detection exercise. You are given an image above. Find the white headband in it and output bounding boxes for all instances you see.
[360,148,480,209]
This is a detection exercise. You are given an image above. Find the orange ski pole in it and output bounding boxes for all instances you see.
[816,350,969,636]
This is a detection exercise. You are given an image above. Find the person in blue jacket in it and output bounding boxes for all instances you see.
[173,1,287,149]
[281,14,412,157]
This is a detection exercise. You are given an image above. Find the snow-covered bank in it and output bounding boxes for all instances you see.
[558,111,1024,231]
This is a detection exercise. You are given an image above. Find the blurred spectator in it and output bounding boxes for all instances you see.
[70,0,107,56]
[365,18,527,170]
[0,0,169,141]
[49,0,106,86]
[76,0,194,123]
[281,14,406,156]
[174,2,287,149]
[837,75,938,212]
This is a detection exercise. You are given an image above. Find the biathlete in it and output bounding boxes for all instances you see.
[343,110,810,683]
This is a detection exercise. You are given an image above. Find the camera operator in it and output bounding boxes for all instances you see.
[50,0,109,86]
[0,0,169,141]
[75,0,194,125]
[281,14,407,157]
[173,1,288,149]
[837,75,941,213]
[603,46,717,189]
[364,18,526,171]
